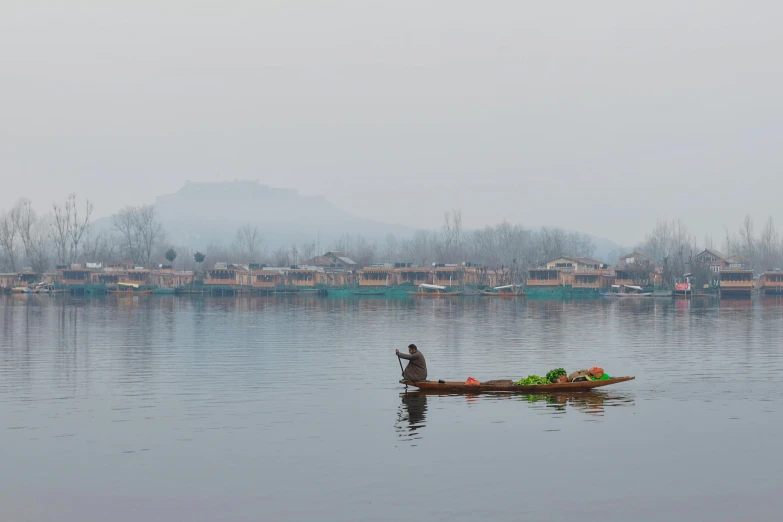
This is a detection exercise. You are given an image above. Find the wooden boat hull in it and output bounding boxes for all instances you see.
[408,291,463,296]
[400,376,634,393]
[481,291,525,297]
[109,289,154,295]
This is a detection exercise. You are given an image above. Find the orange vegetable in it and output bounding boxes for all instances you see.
[589,367,604,378]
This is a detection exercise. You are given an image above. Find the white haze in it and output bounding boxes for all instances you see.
[2,1,783,245]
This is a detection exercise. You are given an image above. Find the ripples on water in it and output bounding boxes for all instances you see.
[1,294,782,521]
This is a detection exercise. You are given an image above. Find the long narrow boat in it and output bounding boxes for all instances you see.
[481,284,525,297]
[408,283,462,296]
[109,282,153,295]
[400,376,634,393]
[601,285,651,298]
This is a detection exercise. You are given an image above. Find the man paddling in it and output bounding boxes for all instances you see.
[396,344,427,382]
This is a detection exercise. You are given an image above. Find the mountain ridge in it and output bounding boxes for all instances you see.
[92,180,624,261]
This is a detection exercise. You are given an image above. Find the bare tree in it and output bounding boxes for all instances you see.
[234,223,263,262]
[757,217,778,270]
[271,247,290,267]
[66,195,93,263]
[132,205,164,268]
[51,201,71,265]
[113,207,138,262]
[15,199,51,274]
[739,214,756,260]
[0,207,20,271]
[637,219,695,285]
[300,241,316,263]
[81,230,117,264]
[382,234,399,262]
[437,209,464,262]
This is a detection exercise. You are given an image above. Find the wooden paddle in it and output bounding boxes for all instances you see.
[398,354,405,379]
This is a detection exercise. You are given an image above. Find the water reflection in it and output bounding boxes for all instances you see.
[395,389,635,444]
[518,391,635,417]
[395,391,428,445]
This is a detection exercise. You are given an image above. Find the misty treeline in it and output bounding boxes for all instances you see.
[0,196,172,273]
[201,210,597,274]
[4,197,782,280]
[622,215,783,286]
[210,211,597,271]
[0,202,595,274]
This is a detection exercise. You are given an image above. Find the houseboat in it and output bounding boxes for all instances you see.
[758,271,783,295]
[204,264,239,295]
[324,265,431,298]
[525,268,566,298]
[395,266,431,288]
[570,269,615,296]
[283,268,321,293]
[250,269,286,294]
[151,267,194,294]
[55,266,107,295]
[358,266,395,288]
[719,269,754,298]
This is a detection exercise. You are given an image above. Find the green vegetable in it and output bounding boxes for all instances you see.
[545,368,567,383]
[514,375,550,386]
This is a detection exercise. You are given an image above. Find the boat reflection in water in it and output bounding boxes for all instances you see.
[518,391,635,417]
[395,390,635,443]
[395,392,429,445]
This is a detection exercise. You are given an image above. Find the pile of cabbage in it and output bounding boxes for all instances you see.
[513,368,567,386]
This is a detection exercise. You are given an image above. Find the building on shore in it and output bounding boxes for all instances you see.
[152,265,195,289]
[571,269,615,295]
[758,270,783,295]
[614,252,661,289]
[395,266,431,287]
[358,265,395,287]
[545,257,607,271]
[526,268,566,297]
[719,269,754,298]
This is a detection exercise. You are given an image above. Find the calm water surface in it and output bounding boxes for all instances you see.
[1,294,782,521]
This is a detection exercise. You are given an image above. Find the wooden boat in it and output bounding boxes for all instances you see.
[409,283,462,296]
[481,284,525,297]
[11,286,31,294]
[601,284,651,298]
[400,376,634,393]
[109,282,153,295]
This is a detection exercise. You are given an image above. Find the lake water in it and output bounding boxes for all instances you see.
[1,294,782,521]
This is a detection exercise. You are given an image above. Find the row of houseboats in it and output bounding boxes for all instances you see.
[2,252,780,298]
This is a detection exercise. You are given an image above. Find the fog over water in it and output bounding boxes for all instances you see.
[3,2,783,244]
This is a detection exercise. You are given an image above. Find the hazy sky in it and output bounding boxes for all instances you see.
[2,1,782,245]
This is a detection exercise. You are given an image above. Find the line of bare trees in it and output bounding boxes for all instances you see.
[0,196,173,274]
[9,195,780,288]
[627,215,783,288]
[0,196,94,273]
[153,210,596,280]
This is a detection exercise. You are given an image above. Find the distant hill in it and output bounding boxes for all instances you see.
[92,180,626,259]
[153,180,413,249]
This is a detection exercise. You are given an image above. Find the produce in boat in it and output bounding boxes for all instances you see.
[545,368,567,383]
[514,375,549,386]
